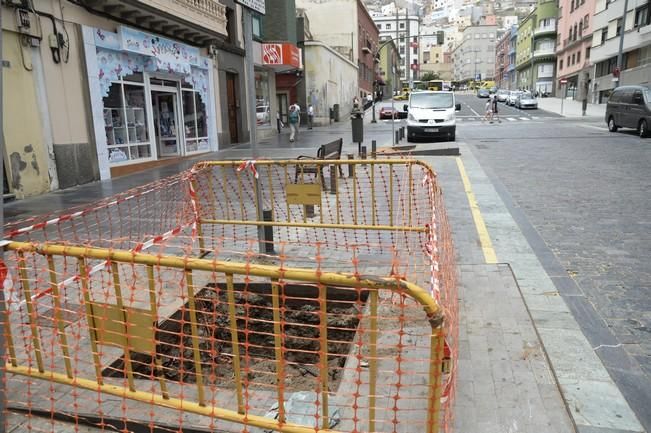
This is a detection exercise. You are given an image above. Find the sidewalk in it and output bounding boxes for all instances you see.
[537,97,606,118]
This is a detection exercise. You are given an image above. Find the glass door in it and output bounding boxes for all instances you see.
[151,89,180,157]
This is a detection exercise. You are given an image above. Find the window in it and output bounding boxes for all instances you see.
[413,46,417,54]
[226,7,236,44]
[400,46,405,54]
[581,0,585,4]
[489,33,495,38]
[400,22,405,29]
[182,85,209,151]
[601,28,608,43]
[572,53,576,64]
[103,74,151,164]
[475,33,480,38]
[386,23,392,30]
[616,18,622,36]
[584,15,589,29]
[579,21,583,37]
[586,47,591,59]
[573,23,578,40]
[635,4,650,28]
[567,55,571,65]
[577,50,581,63]
[252,14,262,39]
[571,0,574,11]
[559,59,563,69]
[482,33,487,38]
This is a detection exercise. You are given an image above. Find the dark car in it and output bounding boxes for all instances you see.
[477,89,490,98]
[379,106,398,119]
[606,85,651,137]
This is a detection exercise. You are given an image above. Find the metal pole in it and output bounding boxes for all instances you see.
[243,7,266,254]
[560,84,565,115]
[0,4,6,431]
[615,0,629,88]
[391,50,396,146]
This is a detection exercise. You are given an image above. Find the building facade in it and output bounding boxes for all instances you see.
[590,0,651,103]
[378,40,401,97]
[256,0,303,132]
[2,0,241,199]
[515,0,558,94]
[556,0,597,100]
[295,0,379,97]
[372,12,421,83]
[495,30,510,88]
[452,25,498,81]
[358,2,380,97]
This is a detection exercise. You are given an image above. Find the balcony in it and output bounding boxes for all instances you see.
[534,25,557,36]
[363,40,372,54]
[534,45,556,58]
[78,0,228,45]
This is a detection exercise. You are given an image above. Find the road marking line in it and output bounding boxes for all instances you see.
[531,116,540,119]
[506,117,516,121]
[456,157,497,264]
[519,117,528,120]
[466,104,481,117]
[577,123,607,131]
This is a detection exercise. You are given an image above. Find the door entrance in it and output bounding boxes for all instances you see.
[226,73,239,143]
[151,90,180,157]
[277,93,288,125]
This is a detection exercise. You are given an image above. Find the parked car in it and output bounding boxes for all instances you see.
[496,89,509,102]
[379,106,399,119]
[477,88,490,98]
[507,90,521,106]
[606,85,651,137]
[515,91,538,109]
[256,105,270,124]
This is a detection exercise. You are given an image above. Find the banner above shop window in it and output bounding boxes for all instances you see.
[262,43,302,71]
[92,27,211,101]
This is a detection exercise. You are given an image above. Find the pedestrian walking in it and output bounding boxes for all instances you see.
[288,104,299,142]
[482,98,493,123]
[491,95,501,123]
[307,104,314,129]
[276,111,284,133]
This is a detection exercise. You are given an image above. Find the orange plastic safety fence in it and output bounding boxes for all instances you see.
[2,158,457,433]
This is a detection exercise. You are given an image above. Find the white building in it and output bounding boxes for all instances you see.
[590,0,651,102]
[374,13,422,83]
[451,25,498,81]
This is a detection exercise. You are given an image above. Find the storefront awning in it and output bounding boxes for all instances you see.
[262,43,302,72]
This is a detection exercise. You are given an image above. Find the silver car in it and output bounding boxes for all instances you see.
[515,92,538,109]
[496,89,509,102]
[507,91,521,106]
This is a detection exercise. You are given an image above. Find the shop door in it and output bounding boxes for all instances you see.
[277,93,288,125]
[151,89,181,157]
[226,73,239,143]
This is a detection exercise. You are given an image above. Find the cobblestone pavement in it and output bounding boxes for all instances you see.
[454,97,651,431]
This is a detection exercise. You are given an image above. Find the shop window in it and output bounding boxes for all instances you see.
[103,77,151,164]
[254,70,271,128]
[181,88,208,153]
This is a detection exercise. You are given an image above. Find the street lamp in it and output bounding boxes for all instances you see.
[614,0,629,88]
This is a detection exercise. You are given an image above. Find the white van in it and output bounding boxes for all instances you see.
[404,91,461,142]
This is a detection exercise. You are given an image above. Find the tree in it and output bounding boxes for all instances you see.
[420,72,440,82]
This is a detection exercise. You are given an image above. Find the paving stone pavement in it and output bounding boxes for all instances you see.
[432,145,644,433]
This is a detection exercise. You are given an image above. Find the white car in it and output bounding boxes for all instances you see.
[507,91,521,106]
[405,91,461,142]
[256,105,270,124]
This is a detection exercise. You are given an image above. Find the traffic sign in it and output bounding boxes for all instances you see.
[236,0,265,15]
[560,78,567,84]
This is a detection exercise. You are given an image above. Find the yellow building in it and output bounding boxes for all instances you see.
[2,1,249,199]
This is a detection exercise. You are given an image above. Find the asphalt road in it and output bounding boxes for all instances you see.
[452,93,651,430]
[371,93,651,428]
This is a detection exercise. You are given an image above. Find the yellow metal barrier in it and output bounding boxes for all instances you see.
[3,158,457,433]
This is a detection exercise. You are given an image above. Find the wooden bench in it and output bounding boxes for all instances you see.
[294,138,344,190]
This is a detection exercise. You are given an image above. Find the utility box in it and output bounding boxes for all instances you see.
[351,113,363,144]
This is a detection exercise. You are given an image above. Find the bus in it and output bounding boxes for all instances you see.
[412,80,428,91]
[427,80,444,91]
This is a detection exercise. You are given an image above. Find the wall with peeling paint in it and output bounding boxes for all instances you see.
[2,31,51,199]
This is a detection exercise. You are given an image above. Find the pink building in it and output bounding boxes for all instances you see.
[555,0,595,100]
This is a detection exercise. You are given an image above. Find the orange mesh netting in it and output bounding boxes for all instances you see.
[2,158,457,433]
